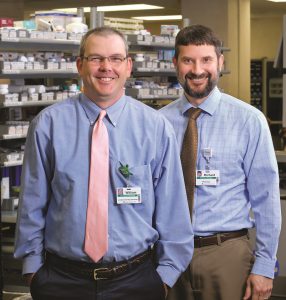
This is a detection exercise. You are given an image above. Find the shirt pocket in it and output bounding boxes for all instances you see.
[110,159,153,207]
[201,149,244,184]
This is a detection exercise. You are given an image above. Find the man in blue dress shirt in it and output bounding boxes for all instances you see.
[14,27,194,300]
[160,25,281,300]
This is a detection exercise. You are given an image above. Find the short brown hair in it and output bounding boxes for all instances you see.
[174,25,222,59]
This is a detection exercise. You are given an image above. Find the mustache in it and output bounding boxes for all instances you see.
[185,72,210,80]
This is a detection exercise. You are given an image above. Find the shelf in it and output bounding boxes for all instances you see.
[0,99,62,108]
[129,41,175,50]
[276,151,286,163]
[0,37,80,51]
[0,69,78,79]
[280,188,286,199]
[0,134,27,140]
[1,245,14,254]
[132,68,176,77]
[0,160,23,167]
[1,211,17,223]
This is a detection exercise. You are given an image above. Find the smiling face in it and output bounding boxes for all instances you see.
[76,33,132,108]
[173,44,224,106]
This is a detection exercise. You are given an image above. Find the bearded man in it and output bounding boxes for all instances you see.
[160,24,281,300]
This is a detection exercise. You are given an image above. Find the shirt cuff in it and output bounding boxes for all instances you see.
[156,265,181,288]
[22,254,44,275]
[251,256,276,279]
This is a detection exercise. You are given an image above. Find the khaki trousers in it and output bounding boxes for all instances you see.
[167,235,254,300]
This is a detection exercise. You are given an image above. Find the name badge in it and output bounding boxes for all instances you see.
[196,170,220,186]
[116,187,142,204]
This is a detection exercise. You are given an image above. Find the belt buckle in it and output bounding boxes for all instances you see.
[197,236,204,247]
[93,267,108,280]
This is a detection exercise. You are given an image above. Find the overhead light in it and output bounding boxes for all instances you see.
[133,15,182,21]
[57,4,164,13]
[266,0,286,2]
[97,4,163,11]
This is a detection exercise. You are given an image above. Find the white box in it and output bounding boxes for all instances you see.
[1,177,10,202]
[0,61,10,70]
[28,93,39,101]
[30,30,44,39]
[48,92,54,100]
[43,31,55,40]
[59,61,67,70]
[67,32,77,40]
[55,92,63,100]
[17,29,29,38]
[0,125,15,135]
[15,125,23,134]
[20,93,28,102]
[8,29,17,38]
[0,28,9,39]
[22,124,29,134]
[55,32,67,40]
[40,93,48,101]
[25,62,33,70]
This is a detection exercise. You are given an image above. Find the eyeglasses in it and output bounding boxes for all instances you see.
[82,55,128,66]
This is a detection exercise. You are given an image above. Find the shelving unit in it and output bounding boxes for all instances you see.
[0,35,80,297]
[0,99,62,108]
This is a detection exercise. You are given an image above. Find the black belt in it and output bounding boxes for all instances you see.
[46,249,150,280]
[194,229,248,248]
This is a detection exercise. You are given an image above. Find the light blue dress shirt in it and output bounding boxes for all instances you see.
[14,94,194,287]
[160,87,281,279]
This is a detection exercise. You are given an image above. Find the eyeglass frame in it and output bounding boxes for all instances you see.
[81,55,129,66]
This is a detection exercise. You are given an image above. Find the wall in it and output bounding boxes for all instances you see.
[180,0,251,102]
[0,0,24,20]
[251,16,283,60]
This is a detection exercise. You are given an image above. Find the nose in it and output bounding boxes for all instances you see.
[99,57,112,70]
[192,62,203,74]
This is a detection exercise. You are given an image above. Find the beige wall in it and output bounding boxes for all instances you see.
[0,0,24,20]
[251,16,283,60]
[180,0,251,102]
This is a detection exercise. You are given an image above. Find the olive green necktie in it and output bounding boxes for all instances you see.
[181,107,202,218]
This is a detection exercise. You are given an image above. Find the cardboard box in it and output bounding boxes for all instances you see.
[0,18,13,27]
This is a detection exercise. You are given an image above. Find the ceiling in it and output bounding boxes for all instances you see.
[23,0,286,20]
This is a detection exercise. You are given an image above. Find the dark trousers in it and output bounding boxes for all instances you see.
[30,257,165,300]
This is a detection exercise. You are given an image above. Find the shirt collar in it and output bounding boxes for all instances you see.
[180,86,221,116]
[79,93,127,126]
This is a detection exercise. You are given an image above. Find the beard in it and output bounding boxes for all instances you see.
[181,70,219,99]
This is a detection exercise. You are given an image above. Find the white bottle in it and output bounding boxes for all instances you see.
[66,17,88,34]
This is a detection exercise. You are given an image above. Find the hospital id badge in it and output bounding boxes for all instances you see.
[196,170,220,186]
[116,187,142,204]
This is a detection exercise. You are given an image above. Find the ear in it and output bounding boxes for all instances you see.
[218,54,224,73]
[126,56,133,78]
[76,56,83,75]
[172,57,178,68]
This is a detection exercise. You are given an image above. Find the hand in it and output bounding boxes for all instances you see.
[163,283,169,298]
[243,274,273,300]
[23,273,35,286]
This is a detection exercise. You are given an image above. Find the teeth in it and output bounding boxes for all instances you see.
[99,77,113,82]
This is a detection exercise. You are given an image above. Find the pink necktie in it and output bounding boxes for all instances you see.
[84,110,109,262]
